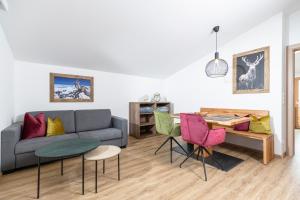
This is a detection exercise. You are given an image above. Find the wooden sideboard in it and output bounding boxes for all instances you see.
[129,102,171,139]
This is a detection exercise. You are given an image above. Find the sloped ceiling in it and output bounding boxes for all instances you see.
[0,0,298,78]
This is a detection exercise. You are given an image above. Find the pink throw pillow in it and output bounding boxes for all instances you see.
[234,121,250,131]
[22,113,46,139]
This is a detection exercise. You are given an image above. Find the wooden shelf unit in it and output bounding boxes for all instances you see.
[129,102,171,139]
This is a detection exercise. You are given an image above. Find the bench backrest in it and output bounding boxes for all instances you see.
[200,107,269,118]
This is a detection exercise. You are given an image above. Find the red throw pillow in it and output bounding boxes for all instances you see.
[22,113,46,139]
[234,121,250,131]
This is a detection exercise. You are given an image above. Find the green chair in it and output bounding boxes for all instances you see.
[154,111,187,163]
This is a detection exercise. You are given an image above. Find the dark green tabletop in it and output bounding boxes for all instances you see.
[35,138,100,158]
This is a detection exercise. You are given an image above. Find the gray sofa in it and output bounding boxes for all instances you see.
[1,109,128,173]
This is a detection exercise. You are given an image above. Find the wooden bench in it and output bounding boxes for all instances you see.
[200,108,274,165]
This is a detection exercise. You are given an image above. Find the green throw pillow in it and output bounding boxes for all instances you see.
[46,117,65,136]
[249,115,272,134]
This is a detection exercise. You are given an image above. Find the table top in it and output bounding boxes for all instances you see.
[171,113,250,127]
[203,115,249,126]
[35,138,100,158]
[84,145,121,161]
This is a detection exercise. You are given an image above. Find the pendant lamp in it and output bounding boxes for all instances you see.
[205,26,228,78]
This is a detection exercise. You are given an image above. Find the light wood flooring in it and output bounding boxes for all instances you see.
[0,135,300,200]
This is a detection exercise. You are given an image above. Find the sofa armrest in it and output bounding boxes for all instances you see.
[1,122,22,172]
[111,116,128,147]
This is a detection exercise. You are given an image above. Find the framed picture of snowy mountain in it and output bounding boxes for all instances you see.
[232,47,270,94]
[50,73,94,102]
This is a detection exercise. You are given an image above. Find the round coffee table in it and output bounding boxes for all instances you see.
[85,145,121,193]
[35,138,100,198]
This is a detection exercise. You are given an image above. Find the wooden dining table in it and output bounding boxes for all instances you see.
[171,113,250,157]
[171,113,250,128]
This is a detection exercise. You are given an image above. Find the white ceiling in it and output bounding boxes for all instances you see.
[0,0,298,78]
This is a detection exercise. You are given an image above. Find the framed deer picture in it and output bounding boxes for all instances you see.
[233,46,270,94]
[50,73,94,102]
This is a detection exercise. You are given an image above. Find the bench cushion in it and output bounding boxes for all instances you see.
[78,128,122,141]
[15,133,79,154]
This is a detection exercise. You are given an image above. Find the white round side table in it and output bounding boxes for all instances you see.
[85,145,121,193]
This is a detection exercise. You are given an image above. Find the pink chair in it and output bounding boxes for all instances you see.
[179,113,226,181]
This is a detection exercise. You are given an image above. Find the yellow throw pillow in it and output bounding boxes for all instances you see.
[47,117,65,136]
[249,115,272,134]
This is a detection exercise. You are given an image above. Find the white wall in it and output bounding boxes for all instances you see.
[295,52,300,77]
[0,24,14,169]
[14,61,163,121]
[163,13,285,155]
[288,10,300,45]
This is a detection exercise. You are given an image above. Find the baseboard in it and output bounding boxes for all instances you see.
[1,169,15,175]
[276,152,286,159]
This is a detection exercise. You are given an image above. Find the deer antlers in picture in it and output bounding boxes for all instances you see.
[238,53,264,89]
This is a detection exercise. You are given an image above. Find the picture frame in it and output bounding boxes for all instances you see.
[50,73,94,102]
[233,46,270,94]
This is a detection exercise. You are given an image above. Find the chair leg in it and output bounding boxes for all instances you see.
[179,146,200,168]
[154,137,170,155]
[201,148,207,181]
[197,148,201,160]
[170,137,173,163]
[203,147,223,170]
[172,137,188,155]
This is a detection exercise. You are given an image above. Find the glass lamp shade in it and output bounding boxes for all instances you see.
[205,52,228,78]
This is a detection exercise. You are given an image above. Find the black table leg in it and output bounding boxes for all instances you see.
[82,154,84,195]
[118,155,120,181]
[95,160,98,193]
[103,160,105,174]
[37,157,40,199]
[61,158,63,176]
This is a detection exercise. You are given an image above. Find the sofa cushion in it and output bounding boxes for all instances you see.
[15,133,78,154]
[28,110,75,133]
[46,117,65,136]
[75,109,111,132]
[16,152,58,169]
[78,128,122,141]
[22,113,46,139]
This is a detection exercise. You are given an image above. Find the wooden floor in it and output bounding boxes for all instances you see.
[1,135,300,200]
